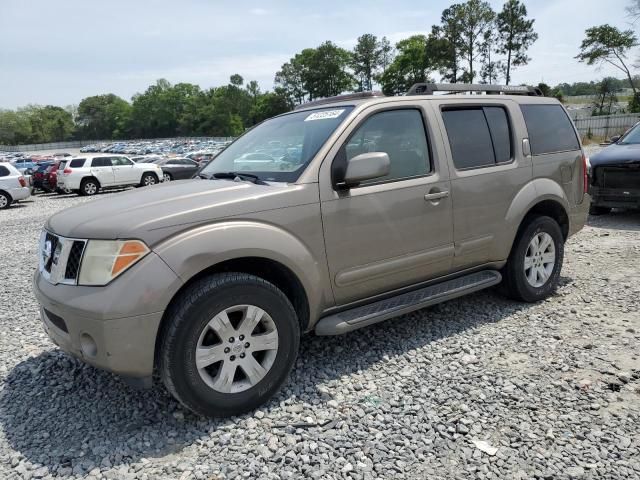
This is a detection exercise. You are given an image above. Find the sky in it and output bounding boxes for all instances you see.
[0,0,634,108]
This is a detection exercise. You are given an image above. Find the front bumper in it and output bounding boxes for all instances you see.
[33,252,183,379]
[590,187,640,209]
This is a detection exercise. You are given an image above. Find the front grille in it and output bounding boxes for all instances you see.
[65,241,85,280]
[40,231,86,285]
[595,166,640,189]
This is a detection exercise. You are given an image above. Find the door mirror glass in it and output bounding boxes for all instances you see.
[342,152,390,187]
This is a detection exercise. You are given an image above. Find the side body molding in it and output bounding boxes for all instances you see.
[153,220,329,328]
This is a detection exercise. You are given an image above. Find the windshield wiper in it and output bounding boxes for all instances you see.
[211,172,267,184]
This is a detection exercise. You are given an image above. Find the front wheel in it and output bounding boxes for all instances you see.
[0,192,11,210]
[503,215,564,303]
[140,173,158,187]
[159,273,300,417]
[163,172,172,183]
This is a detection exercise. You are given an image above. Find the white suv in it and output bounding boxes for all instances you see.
[57,155,164,196]
[0,163,31,209]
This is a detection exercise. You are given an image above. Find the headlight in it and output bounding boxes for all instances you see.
[78,239,149,286]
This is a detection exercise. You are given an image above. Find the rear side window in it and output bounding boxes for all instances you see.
[69,159,85,168]
[521,104,580,155]
[0,166,9,177]
[91,158,112,167]
[442,106,512,169]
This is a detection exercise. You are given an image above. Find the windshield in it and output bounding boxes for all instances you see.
[618,123,640,144]
[200,106,354,182]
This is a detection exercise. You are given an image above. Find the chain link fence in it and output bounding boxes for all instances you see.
[570,113,640,142]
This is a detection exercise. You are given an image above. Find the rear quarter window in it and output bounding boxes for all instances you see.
[0,166,9,177]
[521,104,580,155]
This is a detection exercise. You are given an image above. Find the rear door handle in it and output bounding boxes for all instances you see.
[424,191,449,201]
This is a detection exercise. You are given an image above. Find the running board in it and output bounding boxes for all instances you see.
[315,270,502,335]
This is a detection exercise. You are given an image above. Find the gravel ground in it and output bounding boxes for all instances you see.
[0,183,639,480]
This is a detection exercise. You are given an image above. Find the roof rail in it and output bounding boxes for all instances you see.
[407,83,543,97]
[294,91,385,110]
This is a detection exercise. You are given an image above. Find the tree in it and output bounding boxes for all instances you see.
[592,77,620,116]
[378,36,394,72]
[496,0,538,85]
[429,5,466,83]
[479,30,504,84]
[378,35,432,95]
[456,0,496,83]
[251,89,292,124]
[627,0,640,23]
[576,25,638,97]
[275,53,310,105]
[76,94,132,139]
[351,34,382,91]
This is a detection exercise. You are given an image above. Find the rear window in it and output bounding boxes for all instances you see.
[91,158,112,167]
[521,104,580,155]
[0,166,9,177]
[442,106,513,169]
[69,159,85,168]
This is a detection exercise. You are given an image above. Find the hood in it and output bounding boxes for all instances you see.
[590,143,640,167]
[46,179,317,245]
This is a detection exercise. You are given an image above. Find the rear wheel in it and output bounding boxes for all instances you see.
[140,173,158,187]
[79,178,99,196]
[0,192,11,210]
[159,273,300,417]
[503,215,564,303]
[589,205,611,216]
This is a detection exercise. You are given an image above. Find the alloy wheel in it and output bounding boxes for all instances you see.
[524,232,556,288]
[195,305,279,393]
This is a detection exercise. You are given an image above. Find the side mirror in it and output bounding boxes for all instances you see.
[610,135,621,143]
[341,152,390,187]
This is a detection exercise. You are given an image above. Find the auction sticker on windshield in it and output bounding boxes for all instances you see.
[305,109,345,121]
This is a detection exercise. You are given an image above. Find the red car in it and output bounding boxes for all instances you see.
[42,160,64,193]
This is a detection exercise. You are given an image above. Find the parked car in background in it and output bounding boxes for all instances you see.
[53,153,73,159]
[32,161,54,191]
[57,155,164,196]
[11,159,38,173]
[0,163,31,209]
[587,123,640,215]
[153,157,200,181]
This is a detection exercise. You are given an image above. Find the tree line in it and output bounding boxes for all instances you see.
[0,75,291,146]
[276,0,537,101]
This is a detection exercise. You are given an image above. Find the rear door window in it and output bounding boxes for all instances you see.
[91,157,112,167]
[69,159,86,168]
[521,104,580,155]
[442,106,512,169]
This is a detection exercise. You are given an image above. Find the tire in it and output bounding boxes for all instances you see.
[79,178,99,196]
[140,172,158,187]
[503,215,564,303]
[163,172,172,183]
[159,273,300,417]
[589,205,612,216]
[0,191,11,210]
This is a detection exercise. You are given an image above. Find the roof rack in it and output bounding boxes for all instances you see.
[294,91,385,110]
[407,83,543,97]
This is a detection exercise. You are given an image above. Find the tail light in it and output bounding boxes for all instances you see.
[63,167,72,174]
[18,177,26,187]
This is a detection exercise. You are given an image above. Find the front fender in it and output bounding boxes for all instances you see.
[152,220,327,324]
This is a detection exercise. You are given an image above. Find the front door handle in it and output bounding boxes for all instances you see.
[424,191,449,202]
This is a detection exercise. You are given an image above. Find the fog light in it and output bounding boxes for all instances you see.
[80,333,98,358]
